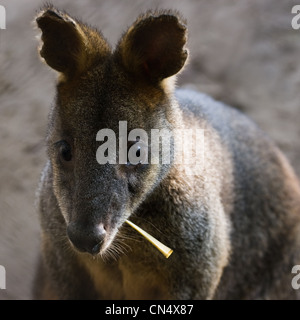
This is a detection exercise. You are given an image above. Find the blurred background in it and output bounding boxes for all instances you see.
[0,0,299,299]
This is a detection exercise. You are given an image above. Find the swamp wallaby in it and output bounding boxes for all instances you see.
[34,6,300,299]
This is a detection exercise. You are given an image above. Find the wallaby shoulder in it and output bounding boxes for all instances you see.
[176,88,300,299]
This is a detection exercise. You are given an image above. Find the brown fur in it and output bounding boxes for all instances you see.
[34,6,300,300]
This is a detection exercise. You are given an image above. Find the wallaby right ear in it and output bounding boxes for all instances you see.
[116,11,188,83]
[36,7,110,79]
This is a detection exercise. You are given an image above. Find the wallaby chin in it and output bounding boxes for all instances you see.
[34,6,300,300]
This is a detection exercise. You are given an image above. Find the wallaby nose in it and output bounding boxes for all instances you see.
[67,222,106,255]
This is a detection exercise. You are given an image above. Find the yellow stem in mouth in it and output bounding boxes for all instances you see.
[125,219,173,258]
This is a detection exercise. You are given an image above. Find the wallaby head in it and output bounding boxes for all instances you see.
[36,6,188,256]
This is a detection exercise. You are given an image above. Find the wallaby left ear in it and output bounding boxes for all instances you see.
[36,7,110,79]
[116,11,188,83]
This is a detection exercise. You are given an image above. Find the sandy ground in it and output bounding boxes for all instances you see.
[0,0,299,299]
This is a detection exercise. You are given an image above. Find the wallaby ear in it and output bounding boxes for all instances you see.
[116,11,188,83]
[36,7,110,78]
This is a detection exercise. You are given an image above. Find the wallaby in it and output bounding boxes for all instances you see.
[34,5,300,299]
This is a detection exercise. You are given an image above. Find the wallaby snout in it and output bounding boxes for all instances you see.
[67,221,106,255]
[65,178,130,256]
[67,189,127,255]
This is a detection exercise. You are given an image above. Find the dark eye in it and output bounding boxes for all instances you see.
[127,145,141,165]
[57,141,72,162]
[126,140,147,166]
[136,146,141,158]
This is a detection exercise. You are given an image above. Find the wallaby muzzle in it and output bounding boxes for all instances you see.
[64,163,128,255]
[67,221,106,255]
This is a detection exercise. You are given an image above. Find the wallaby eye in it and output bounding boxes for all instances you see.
[126,140,148,166]
[56,140,73,162]
[126,145,141,166]
[136,146,141,158]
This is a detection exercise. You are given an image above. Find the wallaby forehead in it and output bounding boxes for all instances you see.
[54,60,167,139]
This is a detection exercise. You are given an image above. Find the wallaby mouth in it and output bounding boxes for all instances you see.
[66,219,173,259]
